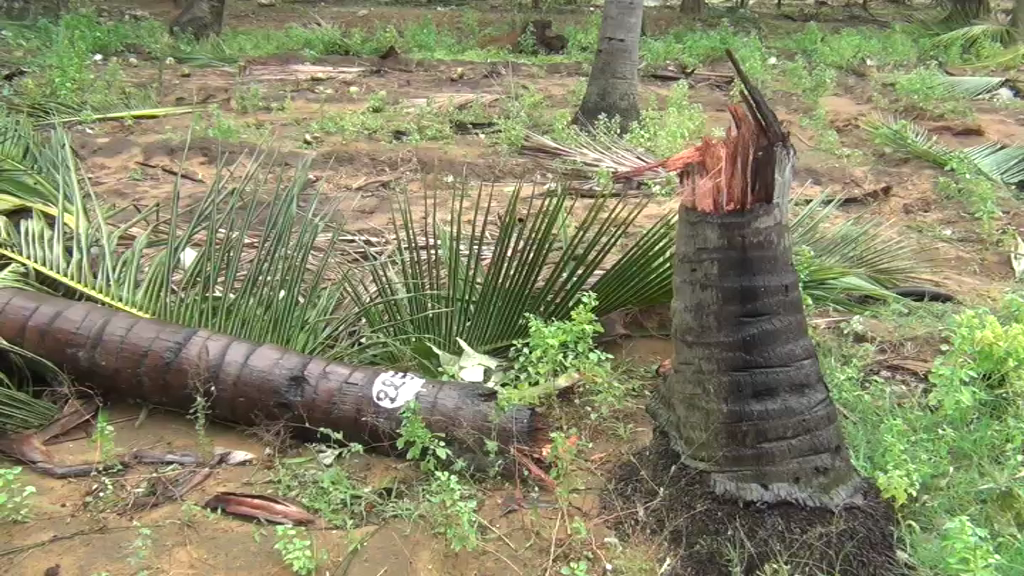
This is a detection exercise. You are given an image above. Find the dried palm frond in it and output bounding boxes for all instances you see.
[403,94,502,112]
[521,129,667,186]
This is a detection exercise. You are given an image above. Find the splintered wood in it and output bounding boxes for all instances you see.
[619,104,770,214]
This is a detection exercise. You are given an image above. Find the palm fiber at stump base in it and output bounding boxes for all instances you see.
[604,432,903,576]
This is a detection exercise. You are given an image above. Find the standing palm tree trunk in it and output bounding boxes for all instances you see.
[609,52,896,575]
[942,0,990,23]
[170,0,227,40]
[1013,0,1023,37]
[679,0,706,16]
[573,0,643,134]
[0,0,63,20]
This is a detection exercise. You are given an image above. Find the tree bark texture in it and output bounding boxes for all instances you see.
[643,52,862,509]
[0,289,540,465]
[679,0,707,16]
[0,0,63,20]
[942,0,990,22]
[648,203,861,508]
[573,0,643,134]
[170,0,227,40]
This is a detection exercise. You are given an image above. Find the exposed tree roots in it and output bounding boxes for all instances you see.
[603,433,905,576]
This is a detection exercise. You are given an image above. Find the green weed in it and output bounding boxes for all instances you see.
[398,402,480,551]
[127,526,153,575]
[91,408,118,466]
[886,67,973,119]
[626,83,706,159]
[232,85,266,114]
[776,24,923,71]
[935,157,1010,244]
[274,525,320,576]
[820,296,1024,574]
[0,467,35,523]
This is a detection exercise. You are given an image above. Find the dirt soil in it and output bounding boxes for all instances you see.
[607,432,902,576]
[4,1,1024,574]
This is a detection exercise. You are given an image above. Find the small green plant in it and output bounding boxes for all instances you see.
[188,382,214,461]
[272,438,383,531]
[127,526,153,574]
[560,560,590,576]
[233,84,266,114]
[887,68,973,119]
[934,157,1007,243]
[91,409,118,465]
[365,90,388,113]
[626,83,705,158]
[940,516,1002,576]
[274,525,318,576]
[397,401,453,471]
[507,293,613,392]
[421,469,479,551]
[397,403,479,551]
[0,467,35,522]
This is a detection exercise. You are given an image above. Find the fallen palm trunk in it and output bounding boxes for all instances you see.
[0,288,541,465]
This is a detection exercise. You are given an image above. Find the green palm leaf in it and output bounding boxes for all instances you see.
[865,114,1024,185]
[347,182,657,359]
[0,336,66,433]
[930,75,1013,99]
[0,123,362,359]
[929,23,1017,51]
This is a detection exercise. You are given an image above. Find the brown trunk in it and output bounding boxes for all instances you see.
[0,0,63,20]
[1013,0,1024,37]
[0,288,541,467]
[170,0,227,40]
[942,0,990,23]
[679,0,706,15]
[574,0,643,133]
[644,53,861,508]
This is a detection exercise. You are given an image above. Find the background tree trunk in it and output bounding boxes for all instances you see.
[680,0,706,16]
[170,0,227,40]
[573,0,643,134]
[1013,0,1024,37]
[942,0,990,23]
[0,0,63,20]
[0,288,541,468]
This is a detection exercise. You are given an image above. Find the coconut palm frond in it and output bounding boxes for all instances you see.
[865,115,1024,185]
[4,97,209,126]
[521,129,666,184]
[932,75,1011,99]
[929,23,1016,50]
[863,114,958,168]
[0,336,66,433]
[347,183,664,360]
[966,44,1024,69]
[966,142,1024,184]
[792,194,935,290]
[0,124,362,358]
[0,111,81,210]
[589,212,676,312]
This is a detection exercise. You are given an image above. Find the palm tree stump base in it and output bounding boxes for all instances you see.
[604,432,902,576]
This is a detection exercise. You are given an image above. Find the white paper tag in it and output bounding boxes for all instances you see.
[371,371,426,409]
